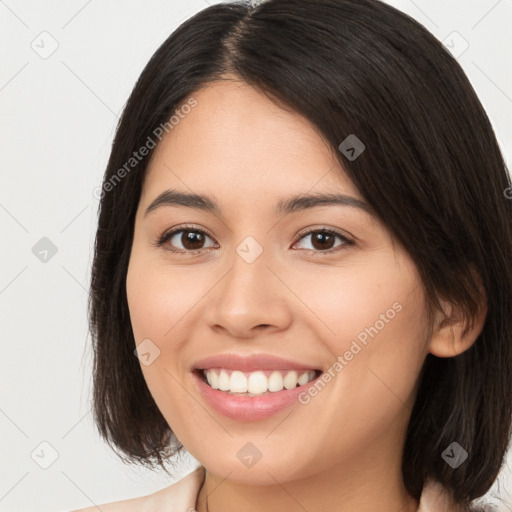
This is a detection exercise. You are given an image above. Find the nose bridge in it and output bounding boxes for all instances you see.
[204,233,291,335]
[221,234,272,306]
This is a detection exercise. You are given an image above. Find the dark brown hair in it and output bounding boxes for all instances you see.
[88,0,512,509]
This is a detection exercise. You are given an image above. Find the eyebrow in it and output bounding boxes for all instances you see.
[144,189,374,218]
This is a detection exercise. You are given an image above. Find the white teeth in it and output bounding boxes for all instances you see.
[202,368,317,395]
[218,369,230,391]
[248,371,268,394]
[230,371,247,393]
[283,370,298,390]
[297,371,311,386]
[268,371,283,392]
[206,370,219,389]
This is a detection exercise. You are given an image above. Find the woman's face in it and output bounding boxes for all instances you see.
[126,78,432,484]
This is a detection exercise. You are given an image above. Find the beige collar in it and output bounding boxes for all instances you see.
[417,478,466,512]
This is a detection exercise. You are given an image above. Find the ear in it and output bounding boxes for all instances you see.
[428,285,487,358]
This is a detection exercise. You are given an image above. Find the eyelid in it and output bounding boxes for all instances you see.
[153,224,217,252]
[292,225,354,253]
[294,224,353,242]
[154,224,355,254]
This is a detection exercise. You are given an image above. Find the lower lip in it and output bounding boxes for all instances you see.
[192,370,322,421]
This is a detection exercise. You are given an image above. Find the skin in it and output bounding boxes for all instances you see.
[76,77,486,512]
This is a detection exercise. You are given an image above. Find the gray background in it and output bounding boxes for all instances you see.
[1,0,511,511]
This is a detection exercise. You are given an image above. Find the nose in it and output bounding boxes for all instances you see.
[203,245,292,339]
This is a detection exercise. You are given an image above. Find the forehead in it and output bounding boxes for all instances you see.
[141,79,363,211]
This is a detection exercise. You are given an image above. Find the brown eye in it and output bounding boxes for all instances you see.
[178,230,207,250]
[156,226,353,255]
[310,231,336,250]
[294,229,353,253]
[158,227,217,253]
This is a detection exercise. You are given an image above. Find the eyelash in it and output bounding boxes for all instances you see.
[153,224,355,256]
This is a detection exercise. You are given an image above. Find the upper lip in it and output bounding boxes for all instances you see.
[192,353,321,372]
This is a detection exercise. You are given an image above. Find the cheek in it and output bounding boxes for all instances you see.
[126,255,206,343]
[288,255,426,354]
[125,254,210,409]
[296,259,429,430]
[126,257,198,436]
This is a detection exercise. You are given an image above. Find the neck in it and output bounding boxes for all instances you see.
[196,448,419,512]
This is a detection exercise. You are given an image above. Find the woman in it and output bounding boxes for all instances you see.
[78,0,512,510]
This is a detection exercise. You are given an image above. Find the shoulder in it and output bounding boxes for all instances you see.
[69,465,205,512]
[466,502,501,512]
[418,479,500,512]
[69,494,148,512]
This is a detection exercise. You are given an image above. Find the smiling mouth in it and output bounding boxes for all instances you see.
[194,368,323,396]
